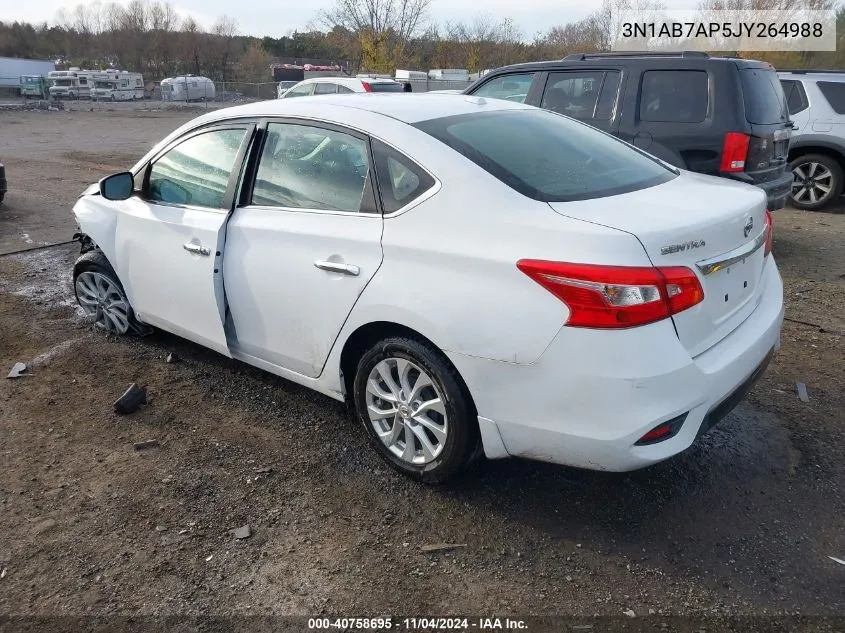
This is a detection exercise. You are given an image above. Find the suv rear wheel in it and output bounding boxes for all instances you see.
[789,153,843,211]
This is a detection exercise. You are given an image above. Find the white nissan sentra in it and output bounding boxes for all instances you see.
[71,94,784,483]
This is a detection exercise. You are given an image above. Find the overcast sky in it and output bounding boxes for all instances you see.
[3,0,696,41]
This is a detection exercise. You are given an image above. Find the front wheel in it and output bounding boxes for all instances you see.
[352,336,479,483]
[73,251,142,335]
[789,153,844,211]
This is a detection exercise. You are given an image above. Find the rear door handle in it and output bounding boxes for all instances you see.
[314,260,360,276]
[183,242,211,256]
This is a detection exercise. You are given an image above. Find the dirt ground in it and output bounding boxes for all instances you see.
[0,107,843,628]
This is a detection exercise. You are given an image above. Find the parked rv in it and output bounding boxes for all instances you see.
[160,76,215,102]
[20,75,48,99]
[90,70,144,101]
[48,68,94,100]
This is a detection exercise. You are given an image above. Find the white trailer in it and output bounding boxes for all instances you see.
[90,70,144,101]
[48,68,95,100]
[0,56,55,89]
[160,75,215,102]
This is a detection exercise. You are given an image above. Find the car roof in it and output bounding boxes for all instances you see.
[478,54,770,75]
[299,76,399,86]
[193,93,532,125]
[778,70,845,81]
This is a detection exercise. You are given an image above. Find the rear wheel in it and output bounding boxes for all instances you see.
[73,251,142,335]
[352,336,479,483]
[789,153,844,211]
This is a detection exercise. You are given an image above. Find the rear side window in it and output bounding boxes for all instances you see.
[337,84,354,94]
[471,73,535,104]
[780,79,809,115]
[284,84,313,98]
[640,71,708,123]
[816,81,845,114]
[414,109,676,202]
[740,68,788,124]
[372,139,436,213]
[541,71,621,121]
[368,82,404,93]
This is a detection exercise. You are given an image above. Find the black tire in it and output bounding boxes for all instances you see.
[789,153,844,211]
[72,251,144,335]
[352,336,479,484]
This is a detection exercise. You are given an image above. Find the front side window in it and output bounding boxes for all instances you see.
[415,109,676,202]
[372,139,436,213]
[251,123,374,213]
[817,80,845,115]
[147,128,247,209]
[283,84,313,98]
[541,71,621,121]
[470,73,535,104]
[640,70,708,123]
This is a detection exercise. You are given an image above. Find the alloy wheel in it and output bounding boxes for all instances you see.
[75,271,131,334]
[365,357,448,465]
[792,161,833,205]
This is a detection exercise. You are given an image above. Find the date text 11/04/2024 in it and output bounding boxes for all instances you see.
[621,21,824,39]
[307,617,528,630]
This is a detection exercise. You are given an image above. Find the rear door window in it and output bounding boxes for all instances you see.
[780,79,809,115]
[314,82,337,95]
[739,68,789,124]
[368,82,404,93]
[470,73,536,104]
[640,70,708,123]
[541,71,621,120]
[284,84,313,98]
[817,81,845,114]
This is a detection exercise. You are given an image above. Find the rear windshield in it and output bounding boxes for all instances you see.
[740,68,789,125]
[414,109,676,202]
[368,82,404,93]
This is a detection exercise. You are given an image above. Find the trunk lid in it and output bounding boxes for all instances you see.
[548,172,769,357]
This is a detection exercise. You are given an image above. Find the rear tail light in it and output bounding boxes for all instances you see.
[764,210,773,257]
[720,132,750,172]
[361,81,372,92]
[516,261,704,329]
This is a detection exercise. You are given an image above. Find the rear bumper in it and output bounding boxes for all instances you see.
[449,258,785,471]
[725,169,792,210]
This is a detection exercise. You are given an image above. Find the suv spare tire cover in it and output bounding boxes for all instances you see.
[633,132,653,151]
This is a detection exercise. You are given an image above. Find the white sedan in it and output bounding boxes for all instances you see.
[71,94,784,483]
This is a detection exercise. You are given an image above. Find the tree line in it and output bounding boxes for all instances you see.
[0,0,843,83]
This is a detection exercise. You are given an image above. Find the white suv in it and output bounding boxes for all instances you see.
[779,71,845,211]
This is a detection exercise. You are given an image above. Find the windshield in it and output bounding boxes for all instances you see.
[414,109,677,202]
[368,82,404,93]
[740,68,789,125]
[95,81,115,89]
[53,79,72,87]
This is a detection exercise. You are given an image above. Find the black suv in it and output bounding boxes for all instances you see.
[463,51,793,210]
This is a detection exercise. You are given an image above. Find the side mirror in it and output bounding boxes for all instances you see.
[99,172,134,201]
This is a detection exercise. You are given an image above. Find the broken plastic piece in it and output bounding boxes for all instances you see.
[7,362,27,379]
[796,381,809,403]
[114,383,147,414]
[166,352,181,364]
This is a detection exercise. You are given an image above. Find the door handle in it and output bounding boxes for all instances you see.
[183,242,211,256]
[314,260,360,276]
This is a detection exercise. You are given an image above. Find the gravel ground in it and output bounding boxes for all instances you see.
[0,108,843,630]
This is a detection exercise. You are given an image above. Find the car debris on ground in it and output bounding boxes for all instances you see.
[166,352,181,364]
[7,362,28,379]
[113,383,147,414]
[232,525,252,540]
[420,543,467,553]
[133,439,160,451]
[796,381,810,402]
